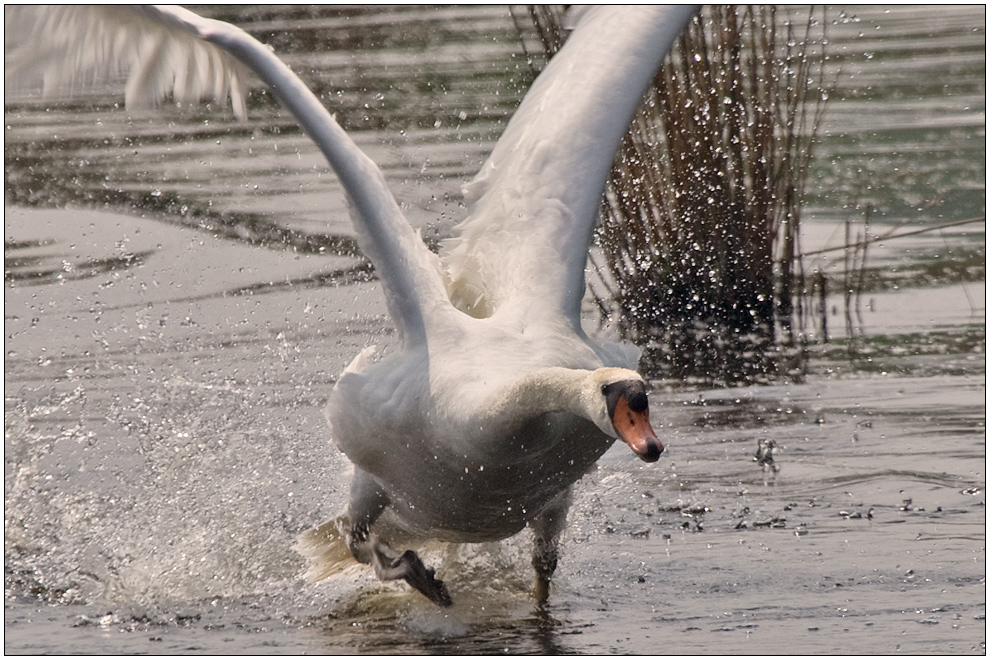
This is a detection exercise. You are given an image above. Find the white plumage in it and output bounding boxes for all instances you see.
[5,5,697,606]
[5,5,247,118]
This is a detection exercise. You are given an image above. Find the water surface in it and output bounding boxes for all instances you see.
[4,5,985,654]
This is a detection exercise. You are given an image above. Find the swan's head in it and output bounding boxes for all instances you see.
[591,369,664,462]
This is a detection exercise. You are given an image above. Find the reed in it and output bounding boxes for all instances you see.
[524,6,830,384]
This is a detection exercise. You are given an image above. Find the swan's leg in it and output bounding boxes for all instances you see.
[345,469,452,607]
[344,468,390,564]
[531,488,572,604]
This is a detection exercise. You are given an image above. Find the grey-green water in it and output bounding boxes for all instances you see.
[4,5,985,654]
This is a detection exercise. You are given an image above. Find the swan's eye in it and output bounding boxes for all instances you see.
[601,384,608,395]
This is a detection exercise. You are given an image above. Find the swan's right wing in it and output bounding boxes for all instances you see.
[4,5,247,118]
[187,9,450,347]
[5,5,450,348]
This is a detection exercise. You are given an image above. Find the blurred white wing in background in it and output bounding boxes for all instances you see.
[4,5,247,118]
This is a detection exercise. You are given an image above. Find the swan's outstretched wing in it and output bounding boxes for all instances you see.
[4,5,448,347]
[4,5,247,119]
[441,6,698,327]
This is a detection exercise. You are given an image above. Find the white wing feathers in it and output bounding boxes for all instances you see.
[4,5,247,119]
[4,5,448,348]
[442,6,698,327]
[4,5,697,348]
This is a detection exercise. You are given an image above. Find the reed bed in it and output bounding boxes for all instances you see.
[524,6,830,384]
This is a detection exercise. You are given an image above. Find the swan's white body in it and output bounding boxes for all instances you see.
[5,5,697,604]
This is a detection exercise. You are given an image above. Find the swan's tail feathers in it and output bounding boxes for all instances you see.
[4,5,248,119]
[294,516,360,583]
[340,345,378,379]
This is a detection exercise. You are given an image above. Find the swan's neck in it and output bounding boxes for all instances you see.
[483,367,602,432]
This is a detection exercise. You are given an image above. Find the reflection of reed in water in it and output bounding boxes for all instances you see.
[4,238,154,285]
[524,6,830,384]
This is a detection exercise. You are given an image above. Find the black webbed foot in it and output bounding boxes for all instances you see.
[388,549,452,607]
[353,535,453,607]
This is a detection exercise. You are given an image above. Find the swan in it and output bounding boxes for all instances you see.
[5,5,697,606]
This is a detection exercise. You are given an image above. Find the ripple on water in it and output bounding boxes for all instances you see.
[4,4,986,655]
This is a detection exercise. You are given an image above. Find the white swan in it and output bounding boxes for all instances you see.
[5,5,697,606]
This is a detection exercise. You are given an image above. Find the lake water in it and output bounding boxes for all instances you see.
[4,5,985,654]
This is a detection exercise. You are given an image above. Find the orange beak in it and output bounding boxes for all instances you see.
[612,393,664,462]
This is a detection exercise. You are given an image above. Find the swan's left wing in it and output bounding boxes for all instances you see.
[441,6,697,327]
